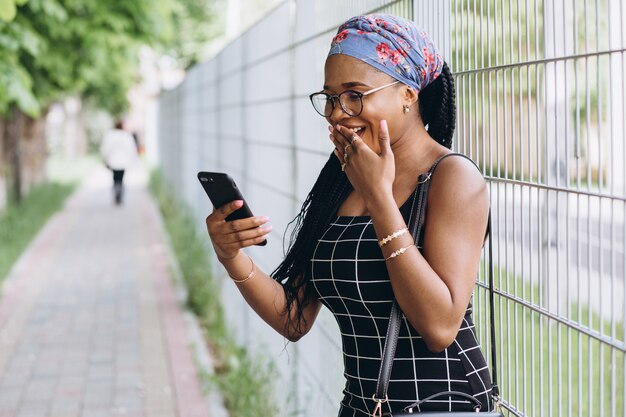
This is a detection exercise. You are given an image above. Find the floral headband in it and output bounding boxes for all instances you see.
[328,13,444,92]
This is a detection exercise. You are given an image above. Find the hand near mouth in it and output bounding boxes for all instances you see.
[329,120,396,207]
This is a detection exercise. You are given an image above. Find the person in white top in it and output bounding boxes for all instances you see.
[100,120,138,205]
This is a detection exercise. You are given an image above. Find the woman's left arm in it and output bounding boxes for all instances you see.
[368,157,490,353]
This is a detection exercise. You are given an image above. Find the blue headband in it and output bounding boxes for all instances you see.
[328,14,444,92]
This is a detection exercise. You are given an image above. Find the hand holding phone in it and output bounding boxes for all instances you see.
[198,172,268,247]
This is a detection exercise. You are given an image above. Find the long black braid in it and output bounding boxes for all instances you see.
[419,62,456,149]
[270,61,456,340]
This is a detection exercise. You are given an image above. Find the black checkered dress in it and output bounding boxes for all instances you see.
[309,168,493,416]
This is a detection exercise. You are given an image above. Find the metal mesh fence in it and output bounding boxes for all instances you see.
[452,1,626,416]
[156,1,626,415]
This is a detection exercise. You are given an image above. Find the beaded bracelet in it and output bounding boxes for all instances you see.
[228,255,256,284]
[384,244,415,261]
[378,227,409,247]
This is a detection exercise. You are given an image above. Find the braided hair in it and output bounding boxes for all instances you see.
[418,62,456,149]
[270,61,456,340]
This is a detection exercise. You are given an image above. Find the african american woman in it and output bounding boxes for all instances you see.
[205,13,494,416]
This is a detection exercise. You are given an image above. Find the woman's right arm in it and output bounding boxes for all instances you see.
[205,200,322,341]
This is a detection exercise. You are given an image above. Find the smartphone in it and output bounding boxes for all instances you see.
[197,171,267,246]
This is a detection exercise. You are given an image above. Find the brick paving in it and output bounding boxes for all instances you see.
[0,166,211,417]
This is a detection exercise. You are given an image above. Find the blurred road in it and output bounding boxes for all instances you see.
[0,166,210,417]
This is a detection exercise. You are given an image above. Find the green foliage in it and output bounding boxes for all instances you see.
[0,0,28,22]
[0,0,220,117]
[0,180,75,280]
[0,0,16,22]
[10,0,169,116]
[208,346,279,417]
[0,5,40,116]
[164,0,224,69]
[149,168,278,417]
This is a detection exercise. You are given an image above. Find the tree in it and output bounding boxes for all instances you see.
[0,0,39,117]
[0,0,222,118]
[166,0,224,69]
[0,0,221,204]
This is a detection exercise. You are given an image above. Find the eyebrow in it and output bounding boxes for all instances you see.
[322,81,371,90]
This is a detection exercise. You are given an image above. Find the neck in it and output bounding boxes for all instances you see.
[391,123,446,178]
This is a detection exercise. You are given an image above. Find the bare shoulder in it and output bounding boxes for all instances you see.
[427,154,489,216]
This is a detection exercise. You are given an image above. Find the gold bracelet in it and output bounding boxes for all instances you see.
[384,244,415,261]
[228,255,256,284]
[378,227,409,247]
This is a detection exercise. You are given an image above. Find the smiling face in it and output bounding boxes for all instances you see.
[323,54,419,153]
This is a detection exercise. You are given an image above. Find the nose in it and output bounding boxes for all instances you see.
[326,99,349,125]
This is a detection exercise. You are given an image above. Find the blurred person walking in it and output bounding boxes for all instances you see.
[100,120,138,205]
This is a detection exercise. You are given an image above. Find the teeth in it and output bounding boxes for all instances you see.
[351,127,363,133]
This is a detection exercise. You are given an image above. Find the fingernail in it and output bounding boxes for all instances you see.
[381,120,387,129]
[335,124,341,130]
[327,125,334,133]
[232,200,243,207]
[329,133,334,140]
[261,216,270,222]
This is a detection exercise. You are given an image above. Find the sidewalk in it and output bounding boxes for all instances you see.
[0,165,212,417]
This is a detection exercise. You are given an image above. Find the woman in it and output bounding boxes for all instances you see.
[205,13,493,415]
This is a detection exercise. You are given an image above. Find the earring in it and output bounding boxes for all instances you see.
[403,104,410,114]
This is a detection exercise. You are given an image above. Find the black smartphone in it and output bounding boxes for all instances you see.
[197,171,267,246]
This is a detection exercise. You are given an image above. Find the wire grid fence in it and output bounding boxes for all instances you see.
[156,1,626,416]
[453,1,626,416]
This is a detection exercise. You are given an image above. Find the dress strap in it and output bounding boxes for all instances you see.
[418,152,482,184]
[408,152,486,244]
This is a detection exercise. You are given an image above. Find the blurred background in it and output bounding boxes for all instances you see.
[0,1,625,417]
[0,0,282,209]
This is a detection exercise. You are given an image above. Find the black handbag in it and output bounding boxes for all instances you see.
[371,154,505,417]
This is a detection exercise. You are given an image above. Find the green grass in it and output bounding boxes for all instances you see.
[206,345,279,417]
[149,169,278,417]
[0,181,76,280]
[0,154,99,281]
[475,265,625,417]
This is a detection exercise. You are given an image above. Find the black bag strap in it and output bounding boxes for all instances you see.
[372,153,499,414]
[409,391,482,412]
[374,157,432,403]
[487,213,499,399]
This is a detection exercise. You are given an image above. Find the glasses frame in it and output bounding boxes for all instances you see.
[309,80,400,118]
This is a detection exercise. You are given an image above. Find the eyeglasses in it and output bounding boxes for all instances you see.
[309,80,400,118]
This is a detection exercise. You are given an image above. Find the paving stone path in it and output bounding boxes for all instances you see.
[0,166,211,417]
